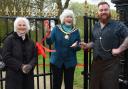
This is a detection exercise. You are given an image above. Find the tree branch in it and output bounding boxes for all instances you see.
[63,0,70,9]
[56,0,63,15]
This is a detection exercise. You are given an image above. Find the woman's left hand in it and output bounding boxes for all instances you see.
[70,41,78,48]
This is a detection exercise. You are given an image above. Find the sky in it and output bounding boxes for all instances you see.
[70,0,116,10]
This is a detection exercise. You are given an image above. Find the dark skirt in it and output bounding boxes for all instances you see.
[90,58,120,89]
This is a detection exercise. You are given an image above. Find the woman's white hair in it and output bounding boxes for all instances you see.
[59,9,76,25]
[14,17,30,32]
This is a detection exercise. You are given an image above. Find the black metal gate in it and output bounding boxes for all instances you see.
[0,16,59,89]
[83,16,98,89]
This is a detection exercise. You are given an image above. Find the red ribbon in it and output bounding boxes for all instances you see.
[42,20,51,42]
[36,20,55,59]
[36,42,46,58]
[36,42,56,59]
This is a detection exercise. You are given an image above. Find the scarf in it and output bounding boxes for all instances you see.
[61,24,73,32]
[16,31,26,40]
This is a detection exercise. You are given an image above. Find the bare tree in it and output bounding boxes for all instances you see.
[56,0,70,15]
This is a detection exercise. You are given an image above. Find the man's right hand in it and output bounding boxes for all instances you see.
[79,42,87,49]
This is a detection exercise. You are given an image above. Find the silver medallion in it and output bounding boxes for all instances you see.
[64,35,69,39]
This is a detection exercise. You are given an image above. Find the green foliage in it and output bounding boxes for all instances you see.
[75,16,84,39]
[0,19,14,42]
[69,2,85,16]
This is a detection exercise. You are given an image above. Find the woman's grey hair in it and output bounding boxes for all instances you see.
[14,17,30,32]
[59,9,76,26]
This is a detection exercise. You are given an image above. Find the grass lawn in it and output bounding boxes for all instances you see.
[36,50,85,89]
[74,50,84,89]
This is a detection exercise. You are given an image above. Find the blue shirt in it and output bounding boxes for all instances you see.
[46,24,81,68]
[92,20,128,60]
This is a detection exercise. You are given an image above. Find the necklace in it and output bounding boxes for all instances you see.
[57,25,77,40]
[97,28,111,52]
[99,36,111,52]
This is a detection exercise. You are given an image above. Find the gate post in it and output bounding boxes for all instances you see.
[111,0,128,89]
[83,16,89,89]
[111,0,128,26]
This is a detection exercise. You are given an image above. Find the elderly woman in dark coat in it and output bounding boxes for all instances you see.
[2,17,37,89]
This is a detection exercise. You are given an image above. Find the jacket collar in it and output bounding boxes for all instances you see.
[13,32,28,41]
[97,19,113,28]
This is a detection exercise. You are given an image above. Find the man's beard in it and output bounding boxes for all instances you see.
[98,13,111,24]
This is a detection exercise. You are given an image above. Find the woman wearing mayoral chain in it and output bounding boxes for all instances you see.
[46,9,81,89]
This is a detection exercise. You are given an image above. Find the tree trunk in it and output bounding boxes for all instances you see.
[56,0,70,16]
[56,0,62,16]
[63,0,70,9]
